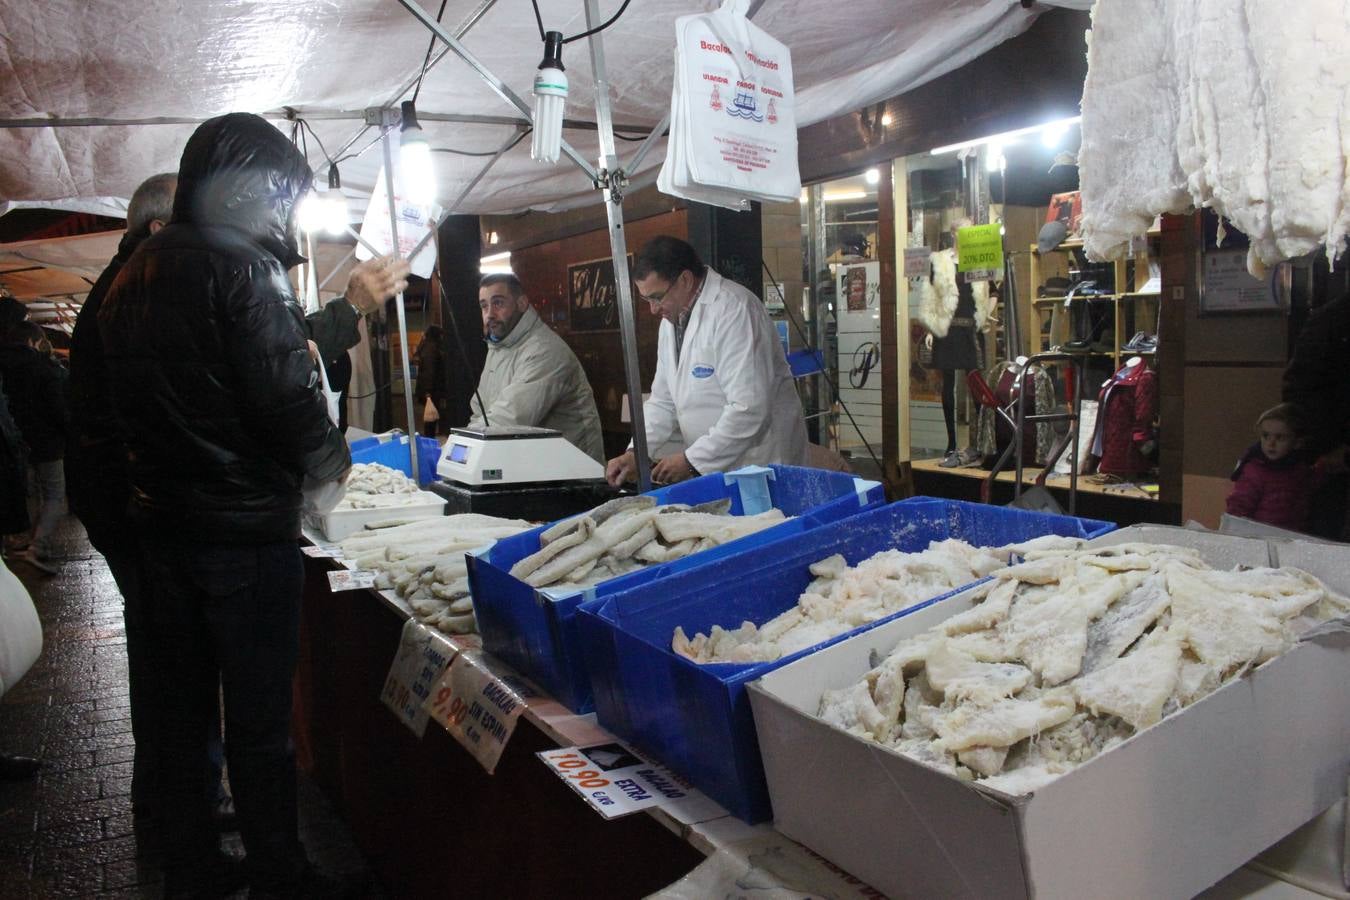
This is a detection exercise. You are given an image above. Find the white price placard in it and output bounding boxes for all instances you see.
[327,569,377,592]
[424,651,529,773]
[903,247,932,279]
[301,543,341,559]
[380,619,458,737]
[538,743,723,823]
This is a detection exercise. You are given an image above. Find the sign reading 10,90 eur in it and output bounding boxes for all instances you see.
[957,223,1004,281]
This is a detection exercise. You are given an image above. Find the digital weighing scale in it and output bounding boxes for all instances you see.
[429,425,616,520]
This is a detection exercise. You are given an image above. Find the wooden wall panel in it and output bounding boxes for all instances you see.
[507,209,688,456]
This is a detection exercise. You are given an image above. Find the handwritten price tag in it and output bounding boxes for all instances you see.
[302,543,341,559]
[380,619,457,737]
[424,651,527,773]
[327,569,377,591]
[538,743,722,823]
[903,247,932,279]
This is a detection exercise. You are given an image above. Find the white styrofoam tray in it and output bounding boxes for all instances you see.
[313,491,447,541]
[748,525,1350,900]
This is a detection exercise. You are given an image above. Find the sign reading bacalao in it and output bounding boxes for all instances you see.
[692,30,789,177]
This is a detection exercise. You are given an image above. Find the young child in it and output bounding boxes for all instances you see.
[1226,403,1319,531]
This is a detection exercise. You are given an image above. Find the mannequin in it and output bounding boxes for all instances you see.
[1090,356,1158,477]
[918,230,994,465]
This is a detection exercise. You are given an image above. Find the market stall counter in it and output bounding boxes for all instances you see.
[293,547,707,898]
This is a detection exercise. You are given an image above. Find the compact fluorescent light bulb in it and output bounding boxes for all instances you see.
[531,31,568,164]
[399,100,436,207]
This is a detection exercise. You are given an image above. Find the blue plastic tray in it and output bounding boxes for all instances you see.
[467,465,885,713]
[350,434,440,486]
[577,498,1114,823]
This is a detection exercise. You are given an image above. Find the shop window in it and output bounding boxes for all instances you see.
[800,171,882,470]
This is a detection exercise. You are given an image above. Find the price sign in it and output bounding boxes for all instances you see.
[903,247,932,279]
[538,743,723,822]
[380,619,457,737]
[956,223,1004,281]
[302,543,341,559]
[327,569,377,591]
[424,651,528,773]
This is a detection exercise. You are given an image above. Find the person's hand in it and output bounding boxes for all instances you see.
[306,340,321,363]
[652,452,696,485]
[1315,445,1350,475]
[605,451,636,488]
[346,256,411,315]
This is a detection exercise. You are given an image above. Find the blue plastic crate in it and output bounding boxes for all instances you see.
[350,433,440,486]
[577,498,1114,823]
[466,465,885,713]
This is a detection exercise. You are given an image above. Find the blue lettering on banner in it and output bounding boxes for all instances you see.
[691,364,715,379]
[614,779,652,801]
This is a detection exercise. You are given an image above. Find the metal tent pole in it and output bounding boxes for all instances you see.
[392,0,598,183]
[584,0,651,492]
[379,121,420,479]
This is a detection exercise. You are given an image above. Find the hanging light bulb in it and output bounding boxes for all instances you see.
[531,31,568,164]
[298,164,348,236]
[399,100,436,206]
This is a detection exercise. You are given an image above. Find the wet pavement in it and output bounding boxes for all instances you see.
[0,517,379,898]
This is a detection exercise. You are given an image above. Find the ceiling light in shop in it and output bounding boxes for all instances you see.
[986,142,1006,172]
[480,250,512,274]
[930,115,1081,156]
[822,190,867,202]
[1041,120,1070,148]
[881,113,893,127]
[864,168,880,185]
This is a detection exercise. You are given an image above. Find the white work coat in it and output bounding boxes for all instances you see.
[640,268,808,473]
[0,557,41,697]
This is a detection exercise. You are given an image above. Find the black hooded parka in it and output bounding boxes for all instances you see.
[99,113,350,544]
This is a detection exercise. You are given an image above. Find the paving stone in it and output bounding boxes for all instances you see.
[100,857,162,890]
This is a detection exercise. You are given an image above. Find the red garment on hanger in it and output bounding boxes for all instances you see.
[1093,361,1157,476]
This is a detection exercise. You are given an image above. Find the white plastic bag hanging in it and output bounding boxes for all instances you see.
[303,356,347,516]
[657,0,801,210]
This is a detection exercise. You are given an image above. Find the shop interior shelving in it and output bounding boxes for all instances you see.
[1027,234,1162,372]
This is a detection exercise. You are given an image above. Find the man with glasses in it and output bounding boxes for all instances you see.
[606,235,807,486]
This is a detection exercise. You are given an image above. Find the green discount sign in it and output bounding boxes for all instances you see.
[957,224,1004,280]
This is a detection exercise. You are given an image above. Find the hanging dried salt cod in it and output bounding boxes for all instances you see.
[816,542,1350,794]
[338,514,531,635]
[333,462,423,510]
[508,495,788,589]
[672,535,1085,664]
[1078,0,1349,272]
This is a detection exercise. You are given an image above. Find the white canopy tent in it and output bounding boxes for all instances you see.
[1,0,1087,485]
[1,0,1086,217]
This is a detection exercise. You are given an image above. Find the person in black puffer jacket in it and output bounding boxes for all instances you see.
[99,113,349,899]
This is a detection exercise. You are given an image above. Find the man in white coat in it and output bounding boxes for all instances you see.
[468,273,605,463]
[606,236,808,486]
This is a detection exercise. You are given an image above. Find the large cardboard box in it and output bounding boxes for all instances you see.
[748,526,1350,899]
[578,498,1112,823]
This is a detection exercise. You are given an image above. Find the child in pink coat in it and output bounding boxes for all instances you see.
[1226,403,1320,532]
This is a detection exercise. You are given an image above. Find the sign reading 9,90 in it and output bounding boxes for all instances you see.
[957,223,1004,281]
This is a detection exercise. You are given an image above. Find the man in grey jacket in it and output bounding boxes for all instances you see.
[469,273,604,463]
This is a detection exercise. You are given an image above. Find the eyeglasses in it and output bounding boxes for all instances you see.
[638,275,680,305]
